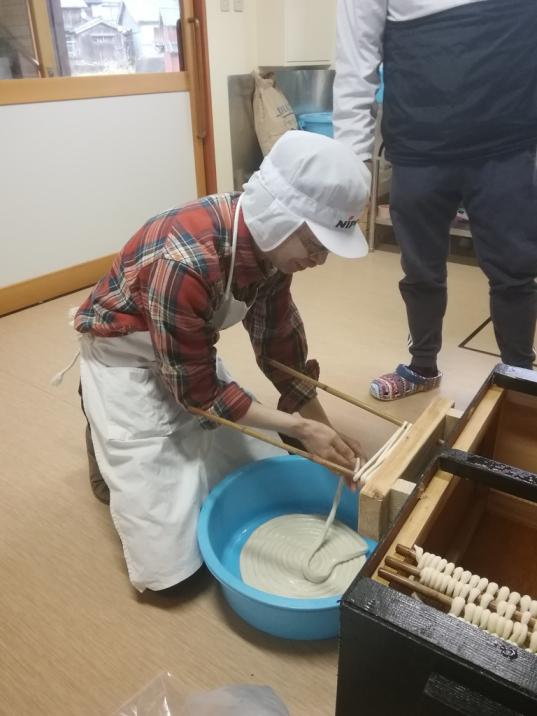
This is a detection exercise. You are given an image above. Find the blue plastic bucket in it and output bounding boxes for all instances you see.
[197,455,376,640]
[297,112,333,138]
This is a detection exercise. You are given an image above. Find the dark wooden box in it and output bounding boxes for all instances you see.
[336,366,537,715]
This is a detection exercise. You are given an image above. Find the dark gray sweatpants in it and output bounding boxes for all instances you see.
[390,147,537,369]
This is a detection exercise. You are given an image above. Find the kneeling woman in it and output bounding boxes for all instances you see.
[74,131,371,592]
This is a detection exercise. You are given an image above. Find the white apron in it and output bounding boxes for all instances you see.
[79,194,284,591]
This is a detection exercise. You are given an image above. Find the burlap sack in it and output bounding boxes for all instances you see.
[252,71,297,156]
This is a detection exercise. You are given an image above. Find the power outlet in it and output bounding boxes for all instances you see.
[233,0,244,11]
[220,0,230,11]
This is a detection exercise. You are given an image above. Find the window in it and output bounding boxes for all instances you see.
[0,0,181,79]
[53,0,180,76]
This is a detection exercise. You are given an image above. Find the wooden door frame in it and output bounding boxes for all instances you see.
[194,0,217,195]
[181,0,217,196]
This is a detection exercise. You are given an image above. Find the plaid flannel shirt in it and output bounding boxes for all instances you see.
[75,193,319,426]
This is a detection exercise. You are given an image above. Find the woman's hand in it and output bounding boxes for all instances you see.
[239,401,364,488]
[293,414,356,469]
[296,398,367,470]
[339,433,367,466]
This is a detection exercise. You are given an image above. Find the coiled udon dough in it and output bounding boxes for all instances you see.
[240,514,368,598]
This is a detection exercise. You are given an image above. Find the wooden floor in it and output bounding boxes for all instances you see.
[0,251,505,715]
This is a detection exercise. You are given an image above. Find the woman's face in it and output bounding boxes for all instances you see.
[263,223,329,274]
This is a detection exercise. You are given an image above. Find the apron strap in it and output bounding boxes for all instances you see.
[223,193,244,301]
[50,348,80,386]
[50,306,82,386]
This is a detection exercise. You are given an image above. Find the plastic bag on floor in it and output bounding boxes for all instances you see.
[113,672,289,716]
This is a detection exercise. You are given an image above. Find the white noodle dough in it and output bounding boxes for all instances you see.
[240,514,368,598]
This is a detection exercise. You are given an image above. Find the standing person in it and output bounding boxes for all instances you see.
[73,130,371,593]
[334,0,537,401]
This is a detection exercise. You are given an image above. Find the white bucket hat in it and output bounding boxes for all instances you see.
[242,130,370,258]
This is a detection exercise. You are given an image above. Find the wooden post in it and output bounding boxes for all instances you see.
[359,397,454,540]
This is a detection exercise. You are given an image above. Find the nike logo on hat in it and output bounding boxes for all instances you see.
[335,217,358,229]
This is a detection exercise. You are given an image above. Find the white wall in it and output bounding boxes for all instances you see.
[205,0,257,192]
[0,92,197,286]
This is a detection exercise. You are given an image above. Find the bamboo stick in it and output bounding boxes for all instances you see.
[385,555,420,577]
[378,567,451,608]
[396,544,416,561]
[265,358,406,427]
[189,406,355,479]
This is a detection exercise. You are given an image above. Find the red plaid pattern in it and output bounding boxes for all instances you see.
[75,193,318,426]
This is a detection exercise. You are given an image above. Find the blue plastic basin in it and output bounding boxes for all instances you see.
[197,456,376,640]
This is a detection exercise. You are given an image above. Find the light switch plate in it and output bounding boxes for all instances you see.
[233,0,244,11]
[220,0,230,11]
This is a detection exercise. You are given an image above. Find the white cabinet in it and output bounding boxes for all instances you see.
[257,0,337,67]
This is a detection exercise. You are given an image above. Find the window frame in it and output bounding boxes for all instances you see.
[0,0,187,107]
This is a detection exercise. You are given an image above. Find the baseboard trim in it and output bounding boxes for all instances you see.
[0,254,115,317]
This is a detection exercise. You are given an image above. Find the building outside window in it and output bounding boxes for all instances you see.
[0,0,180,79]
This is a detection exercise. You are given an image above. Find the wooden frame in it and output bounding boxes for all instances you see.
[0,72,189,106]
[0,0,190,107]
[368,367,537,581]
[358,363,537,542]
[338,370,537,714]
[370,447,537,626]
[358,397,455,540]
[371,367,537,581]
[27,0,58,78]
[193,0,216,195]
[180,0,206,197]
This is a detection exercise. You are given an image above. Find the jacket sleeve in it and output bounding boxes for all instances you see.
[333,0,387,159]
[242,271,319,414]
